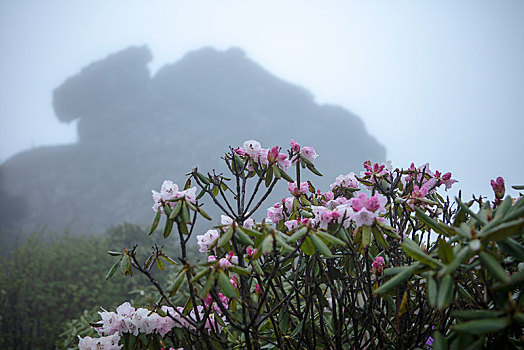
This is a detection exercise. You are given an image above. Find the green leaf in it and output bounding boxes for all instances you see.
[199,270,216,298]
[156,258,164,271]
[479,251,510,283]
[376,220,401,239]
[105,258,122,280]
[149,210,161,235]
[431,331,447,350]
[218,227,234,248]
[169,270,186,297]
[315,230,347,247]
[372,226,389,249]
[261,235,274,254]
[512,185,524,190]
[401,238,443,269]
[234,228,254,246]
[272,163,281,179]
[306,162,323,176]
[456,197,486,225]
[169,200,183,220]
[301,236,316,255]
[427,275,437,308]
[415,207,450,236]
[498,237,524,261]
[438,238,454,264]
[197,207,212,220]
[237,226,262,238]
[275,234,295,252]
[452,310,505,320]
[453,317,511,335]
[436,274,454,310]
[163,218,174,239]
[195,171,210,185]
[265,165,273,187]
[280,167,294,182]
[310,233,332,257]
[480,218,524,241]
[374,264,418,295]
[218,270,237,298]
[362,225,372,248]
[120,255,132,276]
[438,246,471,278]
[230,265,252,276]
[287,227,308,243]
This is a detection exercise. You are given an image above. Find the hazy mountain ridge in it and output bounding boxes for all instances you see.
[0,46,385,234]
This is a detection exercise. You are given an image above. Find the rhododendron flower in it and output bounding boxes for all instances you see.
[331,172,359,189]
[197,229,220,253]
[267,203,284,223]
[491,176,505,199]
[372,256,385,275]
[230,275,239,290]
[288,181,309,196]
[435,171,458,190]
[285,219,299,231]
[283,197,294,210]
[243,140,261,156]
[79,333,122,350]
[353,208,375,226]
[133,308,159,334]
[300,146,318,162]
[221,215,234,227]
[290,139,301,152]
[246,246,258,257]
[361,160,393,182]
[407,185,430,209]
[255,284,263,295]
[243,217,254,228]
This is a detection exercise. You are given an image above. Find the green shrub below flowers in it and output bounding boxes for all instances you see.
[80,140,523,349]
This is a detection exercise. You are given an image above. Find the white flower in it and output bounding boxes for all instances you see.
[197,229,220,253]
[133,308,159,334]
[160,180,179,200]
[221,215,234,226]
[331,172,359,189]
[243,140,261,156]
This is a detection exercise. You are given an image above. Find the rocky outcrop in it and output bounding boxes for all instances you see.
[0,46,385,235]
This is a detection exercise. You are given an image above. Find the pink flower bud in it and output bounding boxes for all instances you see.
[372,256,385,275]
[255,284,263,296]
[491,177,505,199]
[290,139,301,152]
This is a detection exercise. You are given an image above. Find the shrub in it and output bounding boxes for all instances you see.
[81,140,523,349]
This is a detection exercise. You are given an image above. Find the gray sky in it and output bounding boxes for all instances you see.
[1,0,523,198]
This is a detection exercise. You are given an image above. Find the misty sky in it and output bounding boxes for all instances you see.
[1,0,523,199]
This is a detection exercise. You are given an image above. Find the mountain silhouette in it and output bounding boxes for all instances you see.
[0,46,385,235]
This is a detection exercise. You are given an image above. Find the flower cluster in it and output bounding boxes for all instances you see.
[234,140,292,171]
[151,180,197,213]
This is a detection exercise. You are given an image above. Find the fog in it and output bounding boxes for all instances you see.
[1,0,523,213]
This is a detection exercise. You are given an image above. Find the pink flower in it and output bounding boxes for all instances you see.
[243,140,261,156]
[372,256,385,275]
[290,139,301,152]
[284,220,299,231]
[230,275,239,290]
[255,284,263,296]
[331,172,359,189]
[353,208,375,227]
[491,176,505,199]
[197,230,220,253]
[246,246,258,257]
[435,171,458,190]
[300,146,318,162]
[288,181,309,196]
[234,147,247,156]
[267,204,284,223]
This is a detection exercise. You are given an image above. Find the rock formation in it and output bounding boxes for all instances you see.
[0,46,385,235]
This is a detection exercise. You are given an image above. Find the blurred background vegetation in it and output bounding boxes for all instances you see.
[0,223,188,349]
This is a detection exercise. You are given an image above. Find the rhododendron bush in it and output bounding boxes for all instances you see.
[82,140,524,349]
